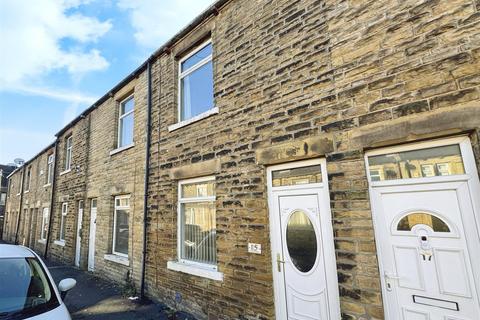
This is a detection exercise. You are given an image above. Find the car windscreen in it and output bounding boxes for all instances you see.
[0,257,60,320]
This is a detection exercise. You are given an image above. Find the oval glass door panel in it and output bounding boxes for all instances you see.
[286,210,317,273]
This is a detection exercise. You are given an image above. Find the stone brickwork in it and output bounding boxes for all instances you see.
[3,168,23,243]
[2,145,55,257]
[48,117,90,265]
[144,0,480,319]
[2,0,480,319]
[84,76,147,286]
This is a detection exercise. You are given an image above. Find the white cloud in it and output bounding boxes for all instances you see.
[0,0,112,88]
[118,0,215,49]
[2,84,96,104]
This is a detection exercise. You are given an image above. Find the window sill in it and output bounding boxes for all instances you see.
[168,107,219,132]
[38,239,47,244]
[59,169,71,176]
[109,143,135,156]
[167,261,223,281]
[54,240,65,247]
[104,254,129,266]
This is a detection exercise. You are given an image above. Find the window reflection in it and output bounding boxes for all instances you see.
[368,145,465,181]
[397,212,450,232]
[286,210,317,273]
[272,165,322,187]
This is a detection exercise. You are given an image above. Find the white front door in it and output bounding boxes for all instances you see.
[75,200,83,267]
[366,137,480,320]
[88,199,97,272]
[268,159,340,320]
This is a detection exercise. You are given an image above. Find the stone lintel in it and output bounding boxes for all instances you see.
[256,136,334,165]
[350,105,480,150]
[169,158,221,180]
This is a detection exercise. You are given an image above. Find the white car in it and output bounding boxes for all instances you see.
[0,244,76,320]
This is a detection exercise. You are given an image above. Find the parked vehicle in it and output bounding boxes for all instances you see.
[0,244,76,320]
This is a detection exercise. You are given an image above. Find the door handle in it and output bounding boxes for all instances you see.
[277,253,285,272]
[384,271,401,292]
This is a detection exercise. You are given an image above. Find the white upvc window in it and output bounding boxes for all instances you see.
[113,195,130,257]
[177,176,216,268]
[178,39,214,122]
[46,154,54,184]
[65,136,73,171]
[59,203,67,241]
[40,208,49,241]
[118,95,134,148]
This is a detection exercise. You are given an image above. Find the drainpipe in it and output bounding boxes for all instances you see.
[14,169,25,244]
[44,139,59,259]
[140,58,153,300]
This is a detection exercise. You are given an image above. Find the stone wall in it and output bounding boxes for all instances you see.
[144,0,480,319]
[84,75,147,286]
[3,169,23,243]
[17,147,55,256]
[48,117,90,264]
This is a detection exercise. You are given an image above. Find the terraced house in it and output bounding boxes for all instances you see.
[3,0,480,319]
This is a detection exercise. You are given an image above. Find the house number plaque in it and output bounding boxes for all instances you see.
[248,243,262,254]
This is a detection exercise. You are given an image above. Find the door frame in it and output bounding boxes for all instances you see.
[75,200,84,267]
[267,158,341,319]
[364,135,480,318]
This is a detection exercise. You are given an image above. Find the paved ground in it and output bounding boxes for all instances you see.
[46,261,174,320]
[1,241,194,319]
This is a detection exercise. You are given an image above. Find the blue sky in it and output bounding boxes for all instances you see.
[0,0,214,164]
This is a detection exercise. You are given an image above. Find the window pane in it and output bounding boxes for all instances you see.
[397,213,450,232]
[180,61,214,121]
[114,209,129,255]
[119,113,134,147]
[272,165,322,187]
[181,202,216,264]
[368,145,465,181]
[60,216,65,240]
[121,97,134,115]
[181,43,212,72]
[181,181,215,198]
[0,258,57,314]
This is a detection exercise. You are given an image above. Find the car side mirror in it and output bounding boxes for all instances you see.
[58,278,76,300]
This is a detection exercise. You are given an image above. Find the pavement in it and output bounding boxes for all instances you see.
[0,240,195,319]
[46,261,174,320]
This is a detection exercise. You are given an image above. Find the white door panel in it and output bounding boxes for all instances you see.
[88,199,97,272]
[75,201,83,267]
[366,138,480,320]
[268,159,340,320]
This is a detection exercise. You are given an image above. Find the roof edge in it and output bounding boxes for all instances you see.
[6,141,56,179]
[55,0,231,137]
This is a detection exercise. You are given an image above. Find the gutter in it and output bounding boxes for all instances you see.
[140,58,153,300]
[14,169,25,244]
[44,139,59,259]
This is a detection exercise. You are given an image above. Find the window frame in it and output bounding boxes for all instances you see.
[64,136,73,171]
[177,39,214,123]
[112,195,130,258]
[40,208,49,241]
[59,203,68,242]
[177,176,217,270]
[46,154,54,185]
[117,94,135,149]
